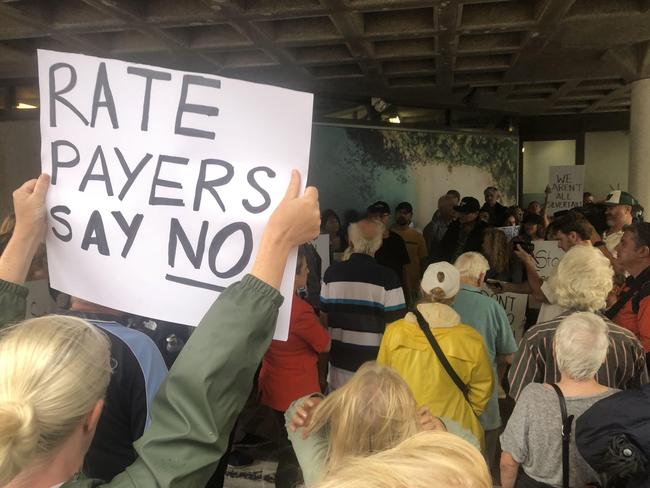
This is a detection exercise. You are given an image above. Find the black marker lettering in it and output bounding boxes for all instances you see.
[149,155,188,207]
[51,140,80,185]
[208,222,253,279]
[168,218,208,269]
[242,166,276,214]
[50,206,72,242]
[79,145,113,196]
[114,148,152,201]
[193,159,233,212]
[174,74,221,140]
[90,62,119,129]
[49,62,89,127]
[111,211,143,258]
[81,210,110,256]
[126,66,172,131]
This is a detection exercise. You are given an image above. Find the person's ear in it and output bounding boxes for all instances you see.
[84,399,104,435]
[639,245,650,259]
[478,272,486,286]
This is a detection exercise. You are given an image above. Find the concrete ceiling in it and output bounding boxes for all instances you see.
[1,0,649,119]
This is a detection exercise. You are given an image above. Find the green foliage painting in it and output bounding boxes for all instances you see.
[308,125,519,225]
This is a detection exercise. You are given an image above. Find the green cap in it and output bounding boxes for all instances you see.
[603,190,639,206]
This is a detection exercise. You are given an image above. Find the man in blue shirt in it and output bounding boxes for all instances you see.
[452,251,517,472]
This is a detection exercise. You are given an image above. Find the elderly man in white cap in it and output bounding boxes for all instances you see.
[602,190,639,256]
[377,261,493,451]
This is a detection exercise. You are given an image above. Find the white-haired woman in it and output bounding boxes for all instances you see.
[500,312,618,488]
[0,172,321,488]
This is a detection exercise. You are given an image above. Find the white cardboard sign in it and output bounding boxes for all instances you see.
[37,49,314,339]
[313,234,331,280]
[497,225,520,242]
[547,165,585,213]
[532,240,565,280]
[480,286,528,342]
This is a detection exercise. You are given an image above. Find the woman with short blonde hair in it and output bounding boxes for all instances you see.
[287,362,421,485]
[0,316,112,486]
[314,431,491,488]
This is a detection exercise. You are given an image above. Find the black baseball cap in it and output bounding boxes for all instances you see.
[395,202,413,213]
[454,196,480,214]
[522,213,544,226]
[367,201,390,215]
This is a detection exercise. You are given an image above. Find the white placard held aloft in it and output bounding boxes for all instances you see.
[547,165,585,214]
[480,286,528,342]
[37,49,314,340]
[497,225,520,242]
[532,240,565,280]
[313,234,331,280]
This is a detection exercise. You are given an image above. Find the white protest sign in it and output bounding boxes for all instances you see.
[497,225,520,242]
[480,286,528,342]
[38,49,314,340]
[313,234,331,280]
[547,165,585,213]
[24,280,58,319]
[532,240,565,280]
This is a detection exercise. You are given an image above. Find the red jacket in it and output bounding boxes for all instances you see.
[259,296,330,412]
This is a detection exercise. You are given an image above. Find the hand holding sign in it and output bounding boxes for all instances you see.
[252,170,320,290]
[267,170,320,249]
[1,175,51,285]
[13,173,50,243]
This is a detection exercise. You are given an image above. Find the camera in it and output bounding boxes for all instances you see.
[512,238,535,255]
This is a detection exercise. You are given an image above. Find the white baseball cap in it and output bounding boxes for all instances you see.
[421,262,460,299]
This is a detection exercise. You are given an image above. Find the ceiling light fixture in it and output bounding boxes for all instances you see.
[16,102,37,110]
[388,115,401,124]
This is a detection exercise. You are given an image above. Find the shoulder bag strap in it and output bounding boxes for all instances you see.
[550,384,575,488]
[413,308,470,402]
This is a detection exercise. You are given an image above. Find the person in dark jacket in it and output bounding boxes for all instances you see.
[480,187,508,227]
[576,383,650,487]
[440,196,489,263]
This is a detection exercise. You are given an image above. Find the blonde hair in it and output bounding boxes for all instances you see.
[306,362,420,477]
[314,431,491,488]
[554,312,609,381]
[0,315,112,484]
[548,244,614,312]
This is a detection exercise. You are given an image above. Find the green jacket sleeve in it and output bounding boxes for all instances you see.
[64,274,283,488]
[0,279,28,327]
[285,394,328,487]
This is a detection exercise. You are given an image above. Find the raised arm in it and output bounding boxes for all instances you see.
[0,174,50,326]
[0,174,49,285]
[81,170,320,488]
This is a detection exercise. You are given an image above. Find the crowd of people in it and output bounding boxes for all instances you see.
[0,172,649,488]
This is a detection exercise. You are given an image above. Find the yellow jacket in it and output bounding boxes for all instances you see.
[377,303,493,448]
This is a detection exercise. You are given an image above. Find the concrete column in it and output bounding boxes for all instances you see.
[629,78,650,211]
